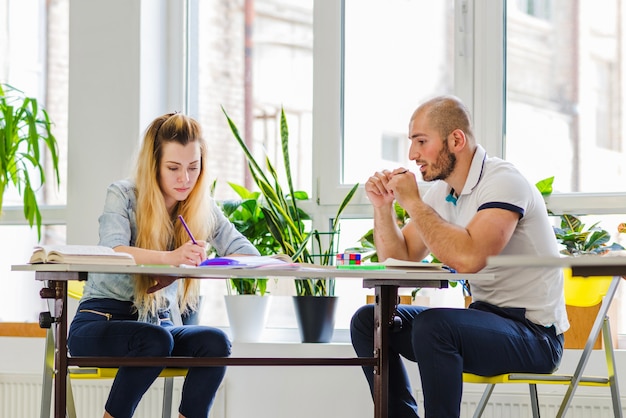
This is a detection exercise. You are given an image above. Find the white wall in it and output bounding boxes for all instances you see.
[66,0,181,245]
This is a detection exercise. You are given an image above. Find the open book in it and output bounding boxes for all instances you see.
[29,245,136,265]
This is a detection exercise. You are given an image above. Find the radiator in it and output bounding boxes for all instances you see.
[0,374,225,418]
[1,374,623,418]
[426,388,622,418]
[460,392,618,418]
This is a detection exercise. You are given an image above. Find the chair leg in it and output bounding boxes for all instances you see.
[557,275,621,418]
[40,328,54,418]
[472,384,495,418]
[66,374,77,418]
[162,376,174,418]
[529,383,541,418]
[602,317,622,418]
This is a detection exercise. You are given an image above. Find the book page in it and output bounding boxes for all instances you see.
[33,245,120,256]
[29,245,135,264]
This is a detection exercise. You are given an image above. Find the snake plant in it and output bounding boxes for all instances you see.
[223,106,358,296]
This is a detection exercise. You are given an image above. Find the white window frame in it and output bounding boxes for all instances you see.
[312,0,626,218]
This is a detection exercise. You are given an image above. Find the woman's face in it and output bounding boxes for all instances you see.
[158,141,202,212]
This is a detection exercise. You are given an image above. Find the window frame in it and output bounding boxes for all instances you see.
[312,0,626,219]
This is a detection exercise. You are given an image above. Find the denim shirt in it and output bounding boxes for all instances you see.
[81,179,259,324]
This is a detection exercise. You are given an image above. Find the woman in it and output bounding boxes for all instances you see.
[68,112,259,418]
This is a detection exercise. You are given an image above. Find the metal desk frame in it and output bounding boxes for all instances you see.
[13,263,492,418]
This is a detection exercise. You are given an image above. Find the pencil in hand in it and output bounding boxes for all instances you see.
[178,215,198,245]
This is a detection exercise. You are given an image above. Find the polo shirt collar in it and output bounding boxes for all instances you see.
[448,144,487,203]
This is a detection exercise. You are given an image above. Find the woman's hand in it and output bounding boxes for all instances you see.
[169,240,207,266]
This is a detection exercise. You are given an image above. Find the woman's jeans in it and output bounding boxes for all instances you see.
[68,298,231,418]
[350,302,564,418]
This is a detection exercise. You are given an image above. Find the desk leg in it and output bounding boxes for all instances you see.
[373,285,398,418]
[52,280,68,418]
[556,275,621,418]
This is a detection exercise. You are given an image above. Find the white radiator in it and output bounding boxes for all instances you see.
[460,392,618,418]
[0,373,225,418]
[1,373,623,418]
[0,374,41,418]
[418,387,623,418]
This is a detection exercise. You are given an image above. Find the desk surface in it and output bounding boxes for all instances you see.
[487,254,626,277]
[12,263,493,284]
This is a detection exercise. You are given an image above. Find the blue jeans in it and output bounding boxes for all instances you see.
[350,302,564,418]
[68,298,231,418]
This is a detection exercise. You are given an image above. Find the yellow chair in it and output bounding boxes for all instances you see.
[41,280,188,418]
[463,268,622,418]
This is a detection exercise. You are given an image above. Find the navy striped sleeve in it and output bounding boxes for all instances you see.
[477,201,525,218]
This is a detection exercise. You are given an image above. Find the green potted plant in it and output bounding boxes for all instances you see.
[222,106,358,342]
[220,182,282,295]
[0,83,60,240]
[210,182,278,341]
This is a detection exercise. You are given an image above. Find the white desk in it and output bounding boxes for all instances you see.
[12,263,492,418]
[487,255,625,417]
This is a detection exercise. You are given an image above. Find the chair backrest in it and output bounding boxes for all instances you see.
[563,268,612,307]
[67,280,85,301]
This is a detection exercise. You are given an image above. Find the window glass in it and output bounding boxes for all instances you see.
[0,0,69,322]
[193,0,313,201]
[342,0,455,184]
[505,0,625,192]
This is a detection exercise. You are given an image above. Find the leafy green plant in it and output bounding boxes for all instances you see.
[0,83,60,240]
[553,214,622,255]
[536,176,624,255]
[222,106,359,296]
[218,182,283,295]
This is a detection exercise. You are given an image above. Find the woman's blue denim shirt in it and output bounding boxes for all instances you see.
[81,179,259,324]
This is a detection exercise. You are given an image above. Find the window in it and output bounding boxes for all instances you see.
[342,0,455,185]
[0,0,69,322]
[515,0,552,20]
[191,0,313,201]
[505,0,625,194]
[381,132,403,162]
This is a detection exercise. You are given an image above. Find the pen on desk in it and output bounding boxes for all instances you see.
[178,215,198,245]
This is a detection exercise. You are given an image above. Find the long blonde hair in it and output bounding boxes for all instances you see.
[133,112,217,320]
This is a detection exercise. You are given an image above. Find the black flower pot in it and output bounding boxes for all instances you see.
[292,296,338,343]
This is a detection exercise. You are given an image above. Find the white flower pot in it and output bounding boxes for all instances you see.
[224,295,272,342]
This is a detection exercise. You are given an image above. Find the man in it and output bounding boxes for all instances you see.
[350,95,569,418]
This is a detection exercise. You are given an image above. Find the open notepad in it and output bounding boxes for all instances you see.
[29,245,136,265]
[195,254,334,270]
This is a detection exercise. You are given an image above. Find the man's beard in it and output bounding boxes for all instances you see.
[422,145,456,182]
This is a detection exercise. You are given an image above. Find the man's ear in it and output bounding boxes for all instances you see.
[449,129,467,150]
